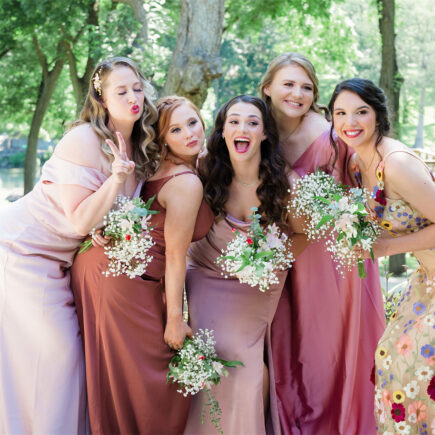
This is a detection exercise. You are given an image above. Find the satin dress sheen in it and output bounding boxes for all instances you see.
[271,130,385,434]
[184,214,288,435]
[0,155,105,434]
[71,171,214,435]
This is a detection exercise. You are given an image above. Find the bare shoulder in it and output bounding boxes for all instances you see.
[301,110,329,142]
[54,123,103,167]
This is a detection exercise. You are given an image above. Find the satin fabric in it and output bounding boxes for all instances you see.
[271,130,385,434]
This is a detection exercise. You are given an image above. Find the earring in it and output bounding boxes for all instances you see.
[164,143,168,147]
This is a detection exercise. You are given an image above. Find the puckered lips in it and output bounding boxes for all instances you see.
[344,129,363,139]
[234,136,250,153]
[186,139,198,148]
[130,104,140,114]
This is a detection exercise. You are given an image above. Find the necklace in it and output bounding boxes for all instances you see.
[234,176,259,187]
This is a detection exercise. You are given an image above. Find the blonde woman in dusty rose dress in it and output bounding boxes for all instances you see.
[329,78,435,434]
[0,57,157,434]
[259,53,385,434]
[184,95,307,435]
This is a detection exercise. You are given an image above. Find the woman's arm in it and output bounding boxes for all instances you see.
[374,152,435,256]
[55,128,135,236]
[159,173,204,349]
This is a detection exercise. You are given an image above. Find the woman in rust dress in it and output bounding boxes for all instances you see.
[71,96,214,434]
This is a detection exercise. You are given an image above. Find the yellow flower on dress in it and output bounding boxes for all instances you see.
[381,220,393,230]
[390,311,398,321]
[393,390,405,403]
[376,346,388,359]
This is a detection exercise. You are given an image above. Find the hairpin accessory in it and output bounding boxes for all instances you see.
[93,67,103,96]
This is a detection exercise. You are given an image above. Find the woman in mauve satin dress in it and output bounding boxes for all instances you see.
[71,96,214,435]
[0,57,158,434]
[259,53,385,434]
[184,95,308,435]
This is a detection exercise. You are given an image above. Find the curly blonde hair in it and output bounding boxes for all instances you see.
[70,56,160,179]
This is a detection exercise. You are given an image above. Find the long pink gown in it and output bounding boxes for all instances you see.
[0,155,103,434]
[271,130,386,434]
[185,214,288,435]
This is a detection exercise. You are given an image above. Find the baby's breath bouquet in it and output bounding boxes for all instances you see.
[290,170,380,278]
[217,207,293,292]
[79,195,158,278]
[167,329,244,433]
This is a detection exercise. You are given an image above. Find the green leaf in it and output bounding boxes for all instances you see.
[315,215,334,229]
[78,239,93,254]
[357,260,367,279]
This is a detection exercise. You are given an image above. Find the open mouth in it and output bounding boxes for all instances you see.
[285,100,303,108]
[131,105,140,114]
[234,137,250,153]
[344,130,362,138]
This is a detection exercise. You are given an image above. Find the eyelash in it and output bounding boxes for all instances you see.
[117,88,143,95]
[284,83,313,91]
[228,120,259,126]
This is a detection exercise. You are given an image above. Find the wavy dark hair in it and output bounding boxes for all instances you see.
[201,95,289,228]
[328,78,391,169]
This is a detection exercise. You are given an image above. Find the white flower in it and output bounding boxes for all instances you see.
[383,355,392,370]
[415,366,434,381]
[408,413,417,423]
[212,361,225,376]
[374,386,383,402]
[404,380,420,399]
[423,315,434,327]
[334,213,358,238]
[394,421,411,434]
[120,218,134,232]
[124,202,135,212]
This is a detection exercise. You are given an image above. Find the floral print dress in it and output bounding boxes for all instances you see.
[354,149,435,434]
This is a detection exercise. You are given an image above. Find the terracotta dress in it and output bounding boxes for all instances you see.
[363,150,435,434]
[184,214,288,435]
[71,171,214,435]
[271,130,385,434]
[0,155,103,434]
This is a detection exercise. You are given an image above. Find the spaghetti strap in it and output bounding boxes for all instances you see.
[382,149,434,179]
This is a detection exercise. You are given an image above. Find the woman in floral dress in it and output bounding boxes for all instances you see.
[329,77,435,434]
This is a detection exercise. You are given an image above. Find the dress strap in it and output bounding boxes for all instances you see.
[378,149,434,181]
[156,170,197,193]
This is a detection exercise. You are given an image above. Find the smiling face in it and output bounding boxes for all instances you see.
[102,65,144,125]
[222,102,266,163]
[332,90,378,149]
[263,64,314,120]
[164,103,205,160]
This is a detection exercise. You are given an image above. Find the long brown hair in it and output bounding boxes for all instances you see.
[71,57,159,179]
[202,95,289,228]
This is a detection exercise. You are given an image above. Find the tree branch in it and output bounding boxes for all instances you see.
[113,0,148,43]
[32,33,48,77]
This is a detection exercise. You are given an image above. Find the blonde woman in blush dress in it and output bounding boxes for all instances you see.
[329,78,435,434]
[71,96,214,435]
[259,53,385,434]
[184,95,308,435]
[0,56,157,434]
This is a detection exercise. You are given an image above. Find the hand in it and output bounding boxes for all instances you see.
[164,317,193,351]
[106,131,135,185]
[371,238,389,258]
[91,229,111,247]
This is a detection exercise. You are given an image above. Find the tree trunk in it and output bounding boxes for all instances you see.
[24,37,65,193]
[377,0,404,139]
[162,0,225,108]
[413,74,426,148]
[388,253,406,276]
[66,1,99,115]
[115,0,147,46]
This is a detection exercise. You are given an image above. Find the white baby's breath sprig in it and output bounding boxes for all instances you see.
[217,208,294,292]
[167,329,244,433]
[289,170,381,278]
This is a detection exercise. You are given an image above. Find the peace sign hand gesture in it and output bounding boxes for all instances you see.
[106,131,135,185]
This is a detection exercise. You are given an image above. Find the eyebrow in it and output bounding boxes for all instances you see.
[168,117,197,129]
[227,113,261,119]
[334,105,370,111]
[114,82,142,89]
[282,79,313,86]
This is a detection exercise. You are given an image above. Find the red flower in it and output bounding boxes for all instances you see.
[427,375,435,401]
[391,403,405,422]
[231,228,236,232]
[375,189,387,206]
[125,234,131,241]
[197,355,205,360]
[246,238,254,245]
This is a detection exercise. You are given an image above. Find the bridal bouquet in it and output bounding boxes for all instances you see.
[290,170,380,278]
[79,195,158,278]
[217,207,294,292]
[167,329,244,433]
